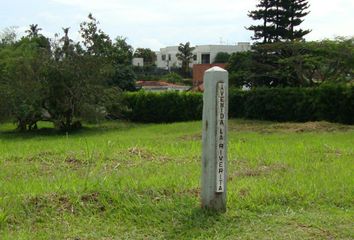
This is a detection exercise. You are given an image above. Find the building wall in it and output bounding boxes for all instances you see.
[156,46,180,69]
[155,42,251,70]
[132,57,144,67]
[192,63,227,86]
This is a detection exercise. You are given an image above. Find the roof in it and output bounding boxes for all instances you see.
[136,81,186,88]
[136,81,191,91]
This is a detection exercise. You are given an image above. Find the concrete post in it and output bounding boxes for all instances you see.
[201,66,228,212]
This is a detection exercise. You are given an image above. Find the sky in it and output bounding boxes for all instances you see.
[1,0,353,51]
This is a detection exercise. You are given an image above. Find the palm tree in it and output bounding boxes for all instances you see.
[176,42,195,76]
[25,24,42,38]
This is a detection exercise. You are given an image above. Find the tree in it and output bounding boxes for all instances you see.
[247,0,275,43]
[281,0,311,41]
[79,13,112,57]
[247,0,310,43]
[79,15,136,91]
[0,26,18,46]
[0,37,50,130]
[227,52,254,87]
[133,48,157,66]
[25,24,42,38]
[176,42,195,76]
[110,37,134,65]
[106,64,136,91]
[227,37,354,88]
[43,27,113,131]
[214,52,231,63]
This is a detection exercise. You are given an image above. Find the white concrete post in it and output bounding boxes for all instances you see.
[201,66,228,212]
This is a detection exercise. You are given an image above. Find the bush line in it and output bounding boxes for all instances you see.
[122,85,354,124]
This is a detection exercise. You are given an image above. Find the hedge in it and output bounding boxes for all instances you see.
[121,85,354,124]
[122,91,203,123]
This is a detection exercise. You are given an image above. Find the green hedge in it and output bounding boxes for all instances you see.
[122,85,354,124]
[122,91,203,123]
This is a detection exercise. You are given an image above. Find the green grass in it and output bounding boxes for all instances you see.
[0,119,353,239]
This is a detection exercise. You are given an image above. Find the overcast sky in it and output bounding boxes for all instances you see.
[1,0,353,51]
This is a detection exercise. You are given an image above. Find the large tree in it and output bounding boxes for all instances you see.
[79,13,112,57]
[281,0,311,41]
[247,0,275,43]
[0,37,50,130]
[133,48,157,66]
[227,37,354,88]
[176,42,195,76]
[247,0,310,43]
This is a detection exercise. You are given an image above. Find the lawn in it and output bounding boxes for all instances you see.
[0,120,353,239]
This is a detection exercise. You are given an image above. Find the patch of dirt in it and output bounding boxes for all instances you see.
[80,192,99,203]
[136,187,200,202]
[26,151,60,162]
[229,163,289,180]
[229,121,353,133]
[295,222,335,239]
[128,147,154,160]
[64,155,85,168]
[127,147,172,163]
[25,192,108,215]
[238,188,250,198]
[26,193,73,214]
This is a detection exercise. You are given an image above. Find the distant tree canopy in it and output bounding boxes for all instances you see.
[214,52,231,63]
[0,14,135,131]
[247,0,311,43]
[227,37,354,88]
[134,48,157,66]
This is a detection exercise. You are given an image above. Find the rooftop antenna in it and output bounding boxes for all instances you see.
[219,37,223,45]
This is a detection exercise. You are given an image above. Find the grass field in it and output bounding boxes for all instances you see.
[0,119,353,239]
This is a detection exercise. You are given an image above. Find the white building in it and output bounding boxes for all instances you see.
[132,57,144,67]
[155,42,251,69]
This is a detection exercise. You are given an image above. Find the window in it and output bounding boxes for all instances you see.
[162,55,166,61]
[168,54,171,61]
[193,55,197,61]
[201,54,210,64]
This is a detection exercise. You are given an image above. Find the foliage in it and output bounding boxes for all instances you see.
[247,0,310,43]
[0,26,18,45]
[230,85,354,124]
[281,0,311,41]
[121,85,354,124]
[228,52,255,87]
[79,13,112,57]
[25,24,43,38]
[0,14,135,131]
[110,37,134,65]
[0,36,50,130]
[213,52,231,63]
[162,72,183,83]
[228,38,354,87]
[122,91,203,123]
[176,42,195,76]
[247,0,275,43]
[106,64,137,91]
[133,48,157,66]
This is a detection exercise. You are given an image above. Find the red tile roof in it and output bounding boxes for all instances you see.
[136,81,185,88]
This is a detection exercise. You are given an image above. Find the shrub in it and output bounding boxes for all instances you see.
[162,72,183,83]
[120,85,354,124]
[122,91,202,123]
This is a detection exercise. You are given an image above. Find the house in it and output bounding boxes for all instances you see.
[155,42,251,70]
